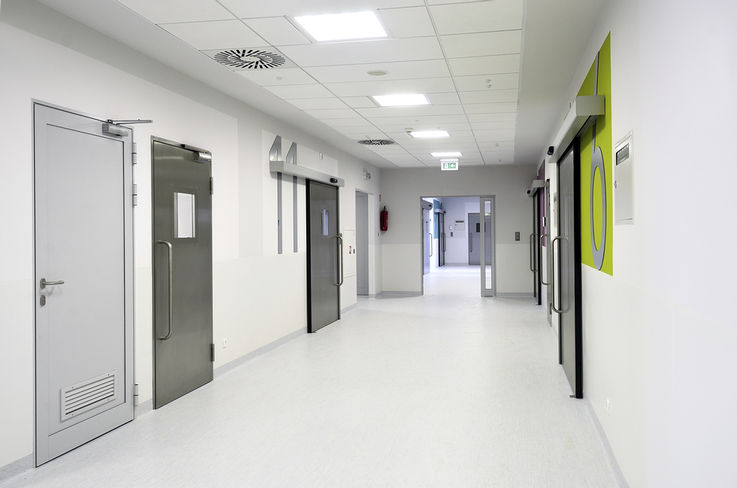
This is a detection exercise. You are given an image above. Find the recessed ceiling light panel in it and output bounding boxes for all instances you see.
[294,11,387,42]
[431,151,462,158]
[372,94,429,107]
[409,130,450,139]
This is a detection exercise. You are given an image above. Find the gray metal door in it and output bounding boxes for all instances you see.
[33,103,134,466]
[468,213,480,265]
[437,211,446,267]
[355,191,369,296]
[545,180,553,323]
[423,207,431,274]
[152,138,213,409]
[554,147,583,398]
[307,180,341,333]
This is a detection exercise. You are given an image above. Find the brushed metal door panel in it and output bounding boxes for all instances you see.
[307,181,340,333]
[152,140,213,409]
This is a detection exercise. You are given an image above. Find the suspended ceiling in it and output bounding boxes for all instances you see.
[28,0,605,169]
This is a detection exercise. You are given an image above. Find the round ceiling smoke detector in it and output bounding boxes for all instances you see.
[213,49,286,70]
[358,139,395,146]
[367,70,388,76]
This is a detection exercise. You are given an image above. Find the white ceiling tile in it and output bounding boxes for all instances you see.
[427,92,461,105]
[459,89,518,104]
[243,17,310,46]
[472,122,517,132]
[379,7,435,37]
[358,105,464,119]
[237,67,315,86]
[280,37,442,67]
[219,0,424,18]
[341,96,378,108]
[448,54,520,76]
[321,118,378,129]
[430,0,523,35]
[119,0,233,24]
[159,19,265,50]
[305,59,449,83]
[287,98,349,110]
[370,114,468,128]
[453,74,519,92]
[463,102,518,114]
[441,31,522,58]
[303,108,360,119]
[266,84,335,99]
[326,78,454,97]
[468,113,518,124]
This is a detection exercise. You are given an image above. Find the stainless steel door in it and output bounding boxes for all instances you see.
[307,180,341,333]
[531,193,541,305]
[437,212,446,267]
[423,208,431,274]
[152,138,213,409]
[467,213,480,265]
[554,147,583,398]
[34,103,134,465]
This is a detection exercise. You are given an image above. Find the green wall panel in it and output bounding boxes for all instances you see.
[578,34,613,275]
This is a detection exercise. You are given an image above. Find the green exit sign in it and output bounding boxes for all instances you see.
[441,160,458,171]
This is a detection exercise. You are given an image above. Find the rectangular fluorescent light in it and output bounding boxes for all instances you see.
[294,11,387,42]
[372,94,429,107]
[431,151,462,158]
[409,130,449,139]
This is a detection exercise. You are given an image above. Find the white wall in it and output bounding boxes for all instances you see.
[542,0,737,486]
[0,4,381,469]
[380,166,536,294]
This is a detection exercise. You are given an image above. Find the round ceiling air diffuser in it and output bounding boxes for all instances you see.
[358,139,395,146]
[213,49,286,70]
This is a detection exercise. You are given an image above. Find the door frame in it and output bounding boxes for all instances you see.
[553,141,584,398]
[306,179,341,333]
[33,101,135,465]
[418,195,496,296]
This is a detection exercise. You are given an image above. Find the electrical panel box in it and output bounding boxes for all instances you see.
[615,132,634,224]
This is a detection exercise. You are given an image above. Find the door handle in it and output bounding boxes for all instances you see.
[336,233,344,286]
[428,232,433,257]
[550,236,567,314]
[529,233,535,272]
[155,240,174,340]
[540,234,550,285]
[40,278,65,289]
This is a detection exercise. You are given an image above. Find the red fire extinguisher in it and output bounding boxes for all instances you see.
[380,206,388,232]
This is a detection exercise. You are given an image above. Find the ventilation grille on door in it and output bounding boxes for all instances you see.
[60,372,117,421]
[358,139,395,146]
[213,49,286,70]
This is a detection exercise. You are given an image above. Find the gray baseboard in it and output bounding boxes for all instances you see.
[584,399,630,488]
[378,291,422,298]
[495,292,534,299]
[215,328,305,379]
[0,454,33,483]
[340,302,358,314]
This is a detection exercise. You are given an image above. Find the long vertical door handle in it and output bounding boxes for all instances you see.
[155,240,174,340]
[428,232,433,257]
[336,233,344,286]
[540,234,550,285]
[550,236,565,314]
[529,233,535,271]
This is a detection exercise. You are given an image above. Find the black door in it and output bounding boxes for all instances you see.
[437,211,446,267]
[306,180,341,333]
[555,144,583,398]
[531,192,541,305]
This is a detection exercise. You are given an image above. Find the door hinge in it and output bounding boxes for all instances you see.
[210,343,215,362]
[132,183,138,207]
[134,383,139,405]
[132,142,137,165]
[209,177,214,195]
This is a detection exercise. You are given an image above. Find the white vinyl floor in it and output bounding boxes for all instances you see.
[3,266,620,487]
